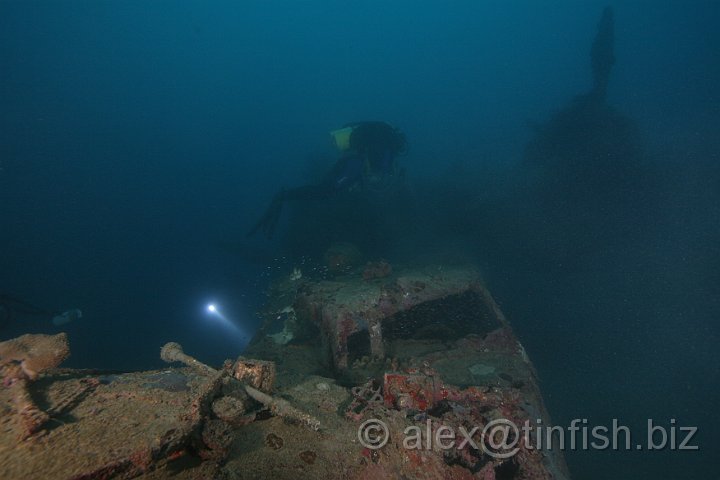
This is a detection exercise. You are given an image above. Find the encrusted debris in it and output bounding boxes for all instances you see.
[161,342,320,431]
[0,332,70,439]
[232,357,276,393]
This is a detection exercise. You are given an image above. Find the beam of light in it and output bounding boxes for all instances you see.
[204,302,246,340]
[206,303,228,322]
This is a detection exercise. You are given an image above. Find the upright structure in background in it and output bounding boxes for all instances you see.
[524,6,643,207]
[590,7,615,103]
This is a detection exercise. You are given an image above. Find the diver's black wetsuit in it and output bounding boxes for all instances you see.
[248,121,407,238]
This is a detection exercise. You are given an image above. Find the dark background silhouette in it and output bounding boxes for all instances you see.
[1,1,718,478]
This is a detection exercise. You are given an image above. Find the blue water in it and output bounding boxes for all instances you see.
[1,1,717,478]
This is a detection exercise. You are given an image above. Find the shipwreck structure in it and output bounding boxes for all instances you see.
[1,262,570,479]
[1,8,648,480]
[524,6,644,205]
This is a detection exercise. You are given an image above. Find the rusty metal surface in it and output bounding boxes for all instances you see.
[232,358,276,393]
[0,368,226,479]
[240,264,571,480]
[1,263,571,480]
[292,265,506,370]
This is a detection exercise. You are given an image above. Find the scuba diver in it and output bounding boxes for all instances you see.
[0,294,81,328]
[247,121,408,238]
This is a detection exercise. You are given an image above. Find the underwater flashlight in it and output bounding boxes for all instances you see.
[201,299,248,342]
[206,303,228,323]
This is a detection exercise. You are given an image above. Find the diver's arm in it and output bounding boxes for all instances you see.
[246,184,336,239]
[282,156,364,200]
[247,156,363,239]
